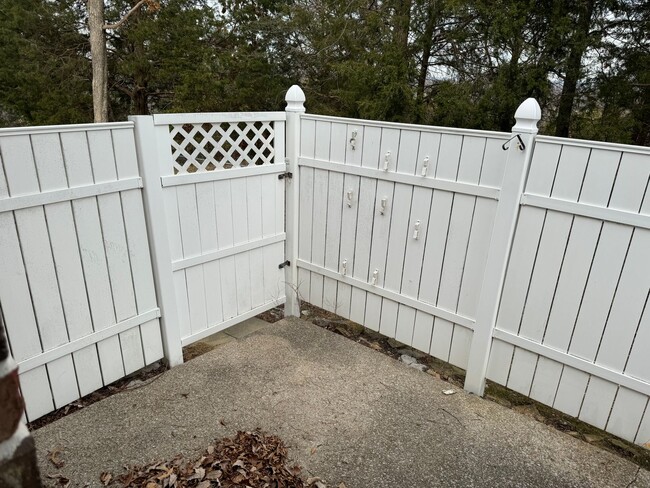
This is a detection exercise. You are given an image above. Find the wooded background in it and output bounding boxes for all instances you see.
[0,0,648,145]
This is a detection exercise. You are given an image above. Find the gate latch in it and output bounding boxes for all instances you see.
[278,172,293,180]
[278,260,291,269]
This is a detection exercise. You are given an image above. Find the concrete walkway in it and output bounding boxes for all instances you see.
[33,318,649,487]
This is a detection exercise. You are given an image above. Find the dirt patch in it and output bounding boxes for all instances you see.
[183,342,218,362]
[256,305,285,324]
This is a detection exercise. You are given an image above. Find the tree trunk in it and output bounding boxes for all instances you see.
[415,2,437,123]
[555,0,595,137]
[89,0,109,123]
[0,321,42,487]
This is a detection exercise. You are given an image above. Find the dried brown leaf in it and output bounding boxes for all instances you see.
[99,471,112,486]
[47,474,70,487]
[47,447,65,468]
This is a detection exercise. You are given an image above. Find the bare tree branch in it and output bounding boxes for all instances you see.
[103,0,149,30]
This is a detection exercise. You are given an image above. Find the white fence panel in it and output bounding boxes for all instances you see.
[486,136,650,445]
[0,123,164,421]
[296,113,509,371]
[135,113,288,347]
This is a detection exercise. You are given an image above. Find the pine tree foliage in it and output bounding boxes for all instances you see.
[0,0,647,145]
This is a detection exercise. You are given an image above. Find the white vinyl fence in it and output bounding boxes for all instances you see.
[2,86,649,447]
[290,91,650,446]
[0,123,164,421]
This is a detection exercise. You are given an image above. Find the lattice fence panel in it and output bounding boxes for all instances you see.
[169,121,275,174]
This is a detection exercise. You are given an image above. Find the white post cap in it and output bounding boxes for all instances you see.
[512,98,541,134]
[285,85,306,113]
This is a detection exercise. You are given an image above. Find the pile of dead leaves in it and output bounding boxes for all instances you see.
[102,430,329,488]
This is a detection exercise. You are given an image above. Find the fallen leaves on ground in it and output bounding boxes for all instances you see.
[104,430,329,487]
[47,473,70,487]
[47,446,65,468]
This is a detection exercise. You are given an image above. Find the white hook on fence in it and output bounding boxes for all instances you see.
[421,156,429,176]
[379,197,388,215]
[371,269,379,286]
[383,151,391,171]
[349,129,358,150]
[413,220,421,239]
[341,259,347,276]
[347,189,354,207]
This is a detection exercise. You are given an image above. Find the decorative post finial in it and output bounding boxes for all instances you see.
[512,98,541,134]
[285,85,306,113]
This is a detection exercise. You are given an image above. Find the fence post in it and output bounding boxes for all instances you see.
[284,85,306,317]
[130,115,184,367]
[464,98,541,396]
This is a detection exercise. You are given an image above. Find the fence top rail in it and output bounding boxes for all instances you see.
[153,111,287,126]
[0,121,133,137]
[536,135,650,156]
[301,113,512,140]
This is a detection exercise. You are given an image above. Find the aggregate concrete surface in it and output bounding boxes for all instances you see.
[33,317,650,487]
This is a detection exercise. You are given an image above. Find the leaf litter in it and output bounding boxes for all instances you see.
[103,430,333,487]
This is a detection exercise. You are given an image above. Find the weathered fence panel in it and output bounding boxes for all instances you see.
[0,123,163,421]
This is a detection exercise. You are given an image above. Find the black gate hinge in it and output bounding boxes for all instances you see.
[278,172,293,180]
[278,260,291,269]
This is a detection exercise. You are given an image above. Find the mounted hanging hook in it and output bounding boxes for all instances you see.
[349,129,358,150]
[379,197,388,215]
[502,134,526,151]
[383,151,391,171]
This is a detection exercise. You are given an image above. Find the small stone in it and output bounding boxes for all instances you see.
[426,370,441,379]
[409,363,427,372]
[400,354,417,365]
[567,431,581,438]
[583,434,605,444]
[301,309,310,316]
[387,338,404,349]
[443,389,456,395]
[397,348,427,359]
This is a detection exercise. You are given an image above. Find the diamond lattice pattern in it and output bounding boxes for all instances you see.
[169,121,275,174]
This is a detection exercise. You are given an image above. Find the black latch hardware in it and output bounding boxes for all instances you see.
[278,260,291,269]
[278,172,293,180]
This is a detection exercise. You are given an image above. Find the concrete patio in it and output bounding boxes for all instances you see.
[33,317,649,487]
